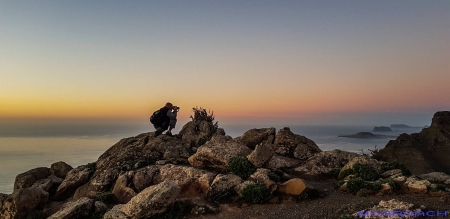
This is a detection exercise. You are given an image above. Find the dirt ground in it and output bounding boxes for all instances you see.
[189,179,450,219]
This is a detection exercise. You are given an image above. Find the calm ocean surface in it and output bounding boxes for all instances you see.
[0,125,423,194]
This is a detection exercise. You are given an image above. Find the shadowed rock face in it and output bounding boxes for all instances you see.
[374,111,450,175]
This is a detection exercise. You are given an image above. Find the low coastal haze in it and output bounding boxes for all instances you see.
[1,1,449,129]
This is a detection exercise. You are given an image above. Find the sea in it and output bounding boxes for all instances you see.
[0,124,424,194]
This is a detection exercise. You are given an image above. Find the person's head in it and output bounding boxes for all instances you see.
[165,102,173,109]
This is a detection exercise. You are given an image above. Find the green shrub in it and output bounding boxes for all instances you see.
[352,163,380,181]
[190,107,219,133]
[26,211,46,219]
[241,183,271,204]
[149,201,192,219]
[208,189,237,203]
[378,178,401,191]
[338,168,354,180]
[381,161,411,176]
[268,172,281,182]
[346,178,382,194]
[87,212,105,219]
[296,189,322,202]
[334,181,346,190]
[228,156,256,179]
[86,162,96,176]
[95,192,115,204]
[328,168,341,179]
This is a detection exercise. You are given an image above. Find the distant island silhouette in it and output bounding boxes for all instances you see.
[338,132,396,139]
[372,126,392,132]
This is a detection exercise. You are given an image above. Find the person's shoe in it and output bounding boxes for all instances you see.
[165,132,173,136]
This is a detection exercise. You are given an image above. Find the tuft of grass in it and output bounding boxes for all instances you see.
[94,192,115,204]
[381,161,411,176]
[268,172,281,183]
[241,183,271,204]
[328,168,341,179]
[87,212,105,219]
[26,211,46,219]
[228,156,256,180]
[149,201,192,219]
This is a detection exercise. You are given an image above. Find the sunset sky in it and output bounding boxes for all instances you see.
[1,1,449,127]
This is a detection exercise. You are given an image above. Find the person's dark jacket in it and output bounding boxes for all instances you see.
[154,107,170,129]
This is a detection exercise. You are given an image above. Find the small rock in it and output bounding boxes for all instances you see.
[51,161,73,178]
[48,197,94,219]
[95,201,108,213]
[277,178,313,196]
[381,169,402,178]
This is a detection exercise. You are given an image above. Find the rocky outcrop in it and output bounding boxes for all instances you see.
[264,154,302,169]
[47,197,94,219]
[14,167,52,191]
[122,181,181,219]
[113,173,138,204]
[178,120,217,147]
[374,111,450,175]
[294,149,360,179]
[55,165,90,200]
[419,172,450,184]
[188,141,252,170]
[239,128,276,149]
[273,127,322,160]
[340,156,382,174]
[247,143,275,167]
[156,164,216,198]
[103,204,128,219]
[50,161,73,178]
[0,187,49,219]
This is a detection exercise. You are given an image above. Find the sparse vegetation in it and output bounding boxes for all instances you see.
[26,211,46,219]
[346,178,382,194]
[95,192,115,204]
[209,189,237,203]
[381,161,411,176]
[378,178,401,192]
[241,183,271,204]
[149,200,192,219]
[352,163,380,181]
[86,162,96,177]
[190,107,219,133]
[228,156,256,180]
[338,168,354,180]
[87,212,105,219]
[268,172,281,182]
[334,181,346,190]
[328,168,341,179]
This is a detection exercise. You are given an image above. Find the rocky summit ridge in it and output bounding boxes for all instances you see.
[0,110,449,219]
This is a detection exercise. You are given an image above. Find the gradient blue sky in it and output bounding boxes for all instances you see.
[1,1,449,128]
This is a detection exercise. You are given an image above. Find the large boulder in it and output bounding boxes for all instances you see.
[132,165,161,192]
[113,173,138,204]
[419,172,450,185]
[239,128,276,149]
[264,154,302,169]
[103,204,129,219]
[404,176,431,194]
[55,165,90,200]
[50,161,73,178]
[47,197,94,219]
[178,120,217,147]
[373,111,450,175]
[207,174,242,200]
[122,181,181,219]
[294,149,361,179]
[247,143,275,167]
[72,168,120,199]
[156,164,216,198]
[0,187,49,219]
[14,167,52,191]
[273,127,322,160]
[188,140,252,171]
[277,178,313,196]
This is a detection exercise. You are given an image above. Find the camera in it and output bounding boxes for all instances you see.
[173,106,180,110]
